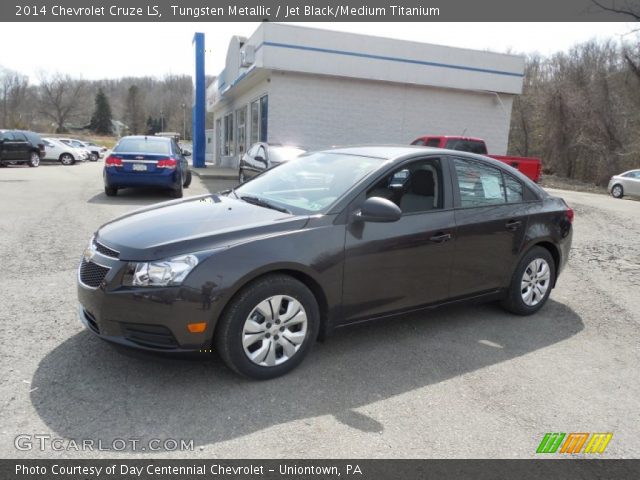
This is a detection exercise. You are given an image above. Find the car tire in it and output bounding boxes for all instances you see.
[59,153,75,166]
[183,169,192,188]
[611,184,624,199]
[215,274,320,379]
[104,186,117,197]
[501,246,556,316]
[170,179,184,198]
[238,169,246,184]
[27,152,40,168]
[89,153,98,162]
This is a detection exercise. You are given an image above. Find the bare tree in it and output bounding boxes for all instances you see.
[0,68,29,128]
[38,73,87,133]
[591,0,640,19]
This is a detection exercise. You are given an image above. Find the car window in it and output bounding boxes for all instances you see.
[624,171,640,178]
[13,132,27,141]
[426,138,441,147]
[412,139,425,146]
[235,152,384,214]
[269,147,305,164]
[113,138,171,154]
[446,139,488,154]
[454,158,506,207]
[367,158,443,214]
[503,173,524,203]
[256,146,266,159]
[1,131,14,141]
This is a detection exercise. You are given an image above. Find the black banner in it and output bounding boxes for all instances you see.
[3,459,640,480]
[4,0,640,22]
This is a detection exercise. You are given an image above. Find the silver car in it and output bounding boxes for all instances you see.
[608,169,640,199]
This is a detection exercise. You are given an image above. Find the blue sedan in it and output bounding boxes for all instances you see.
[103,136,192,198]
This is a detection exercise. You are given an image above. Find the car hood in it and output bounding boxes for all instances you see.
[95,194,308,261]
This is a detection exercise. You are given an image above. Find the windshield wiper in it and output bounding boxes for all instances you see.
[240,195,291,214]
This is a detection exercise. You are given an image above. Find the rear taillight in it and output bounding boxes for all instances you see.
[105,155,123,167]
[157,158,177,169]
[566,207,574,224]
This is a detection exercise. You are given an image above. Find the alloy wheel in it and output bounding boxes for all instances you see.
[520,258,550,306]
[242,295,308,367]
[612,185,622,198]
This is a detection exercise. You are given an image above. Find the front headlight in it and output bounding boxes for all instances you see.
[130,254,199,287]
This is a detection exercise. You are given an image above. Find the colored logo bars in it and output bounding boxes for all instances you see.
[536,433,613,454]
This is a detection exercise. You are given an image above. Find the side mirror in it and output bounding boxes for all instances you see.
[356,197,402,223]
[182,149,192,157]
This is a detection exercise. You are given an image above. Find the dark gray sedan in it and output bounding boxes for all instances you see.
[78,146,573,379]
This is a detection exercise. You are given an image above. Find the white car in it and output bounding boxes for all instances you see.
[43,138,88,165]
[58,138,97,162]
[608,169,640,199]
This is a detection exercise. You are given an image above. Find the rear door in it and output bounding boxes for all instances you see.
[448,156,530,297]
[11,132,31,161]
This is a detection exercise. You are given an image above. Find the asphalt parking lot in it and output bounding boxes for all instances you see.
[0,161,638,459]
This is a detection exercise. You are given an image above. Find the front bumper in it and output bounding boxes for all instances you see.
[78,305,200,352]
[77,252,215,352]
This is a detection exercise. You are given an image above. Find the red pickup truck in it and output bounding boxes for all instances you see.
[411,135,541,183]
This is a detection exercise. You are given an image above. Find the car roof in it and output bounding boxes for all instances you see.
[323,145,440,159]
[122,135,171,141]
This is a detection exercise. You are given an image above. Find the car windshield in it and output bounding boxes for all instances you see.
[269,146,306,163]
[234,152,385,214]
[114,138,170,154]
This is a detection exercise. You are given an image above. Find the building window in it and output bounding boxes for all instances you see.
[250,99,259,145]
[236,106,247,156]
[259,95,268,142]
[250,94,268,145]
[223,113,234,156]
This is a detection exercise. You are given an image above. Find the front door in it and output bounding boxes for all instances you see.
[342,157,456,321]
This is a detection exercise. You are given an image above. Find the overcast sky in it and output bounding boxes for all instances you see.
[0,22,636,81]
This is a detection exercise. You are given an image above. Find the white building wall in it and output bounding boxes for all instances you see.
[268,71,514,155]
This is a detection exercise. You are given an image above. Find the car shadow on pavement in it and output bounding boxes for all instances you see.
[31,299,583,452]
[86,189,180,207]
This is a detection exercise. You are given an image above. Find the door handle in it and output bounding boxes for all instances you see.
[505,220,522,231]
[429,232,452,243]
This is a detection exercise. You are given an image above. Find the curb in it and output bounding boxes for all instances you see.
[192,167,237,180]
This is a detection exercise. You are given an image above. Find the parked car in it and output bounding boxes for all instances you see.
[84,141,108,154]
[239,143,306,183]
[58,138,98,161]
[42,137,87,165]
[608,169,640,199]
[78,146,573,379]
[103,135,192,197]
[0,129,45,167]
[411,135,542,183]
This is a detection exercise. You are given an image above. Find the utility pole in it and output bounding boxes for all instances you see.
[181,103,186,140]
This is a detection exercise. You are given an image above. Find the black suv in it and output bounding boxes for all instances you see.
[0,130,46,167]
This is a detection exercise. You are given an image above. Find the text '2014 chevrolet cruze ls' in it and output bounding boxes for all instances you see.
[78,146,573,379]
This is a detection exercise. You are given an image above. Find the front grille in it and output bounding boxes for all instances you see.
[121,323,178,350]
[79,260,110,288]
[94,239,119,258]
[83,309,100,334]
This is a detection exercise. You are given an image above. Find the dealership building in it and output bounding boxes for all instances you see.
[205,24,525,167]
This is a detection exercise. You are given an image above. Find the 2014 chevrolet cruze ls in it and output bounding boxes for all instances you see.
[78,146,573,379]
